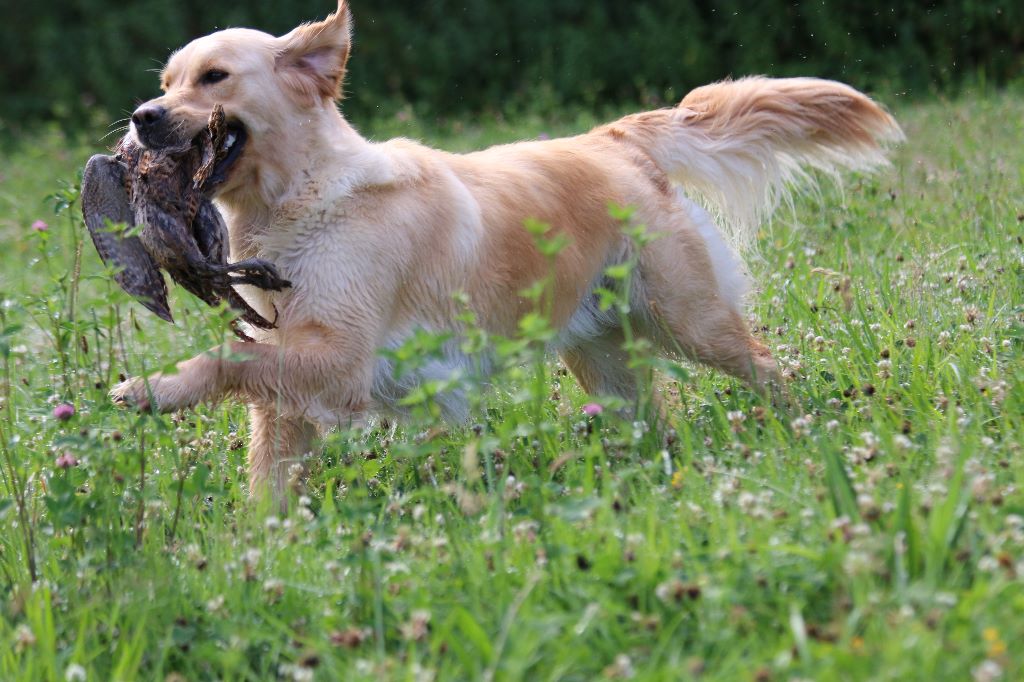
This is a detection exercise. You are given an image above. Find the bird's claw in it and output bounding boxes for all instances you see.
[224,259,291,291]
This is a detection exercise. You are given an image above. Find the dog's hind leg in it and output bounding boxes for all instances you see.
[247,405,319,506]
[656,309,782,394]
[561,324,684,444]
[560,327,638,403]
[559,325,673,423]
[637,228,783,396]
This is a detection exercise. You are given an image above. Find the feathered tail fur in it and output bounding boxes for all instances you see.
[598,76,904,247]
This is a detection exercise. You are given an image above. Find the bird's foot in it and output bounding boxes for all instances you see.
[223,259,291,291]
[225,288,278,331]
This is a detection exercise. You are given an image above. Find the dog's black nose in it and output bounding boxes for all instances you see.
[131,103,167,130]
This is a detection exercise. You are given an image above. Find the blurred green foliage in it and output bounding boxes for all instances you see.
[2,0,1021,131]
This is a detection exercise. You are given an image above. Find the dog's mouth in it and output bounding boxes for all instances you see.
[204,123,248,192]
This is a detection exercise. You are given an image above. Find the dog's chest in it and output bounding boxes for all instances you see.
[252,203,377,310]
[260,199,339,265]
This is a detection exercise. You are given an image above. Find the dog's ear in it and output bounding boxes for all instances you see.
[276,1,352,106]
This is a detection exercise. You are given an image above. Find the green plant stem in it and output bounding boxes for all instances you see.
[0,418,36,583]
[135,431,146,548]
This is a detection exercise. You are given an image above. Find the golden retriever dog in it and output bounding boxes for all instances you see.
[111,1,902,498]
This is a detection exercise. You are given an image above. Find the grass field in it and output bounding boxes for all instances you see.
[1,92,1022,681]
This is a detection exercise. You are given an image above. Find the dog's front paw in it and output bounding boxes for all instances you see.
[110,374,194,413]
[111,376,153,412]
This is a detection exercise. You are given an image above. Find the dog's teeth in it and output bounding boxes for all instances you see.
[223,132,237,152]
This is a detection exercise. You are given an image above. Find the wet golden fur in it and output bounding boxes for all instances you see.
[112,1,902,498]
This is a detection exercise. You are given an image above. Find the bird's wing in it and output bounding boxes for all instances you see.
[192,198,228,265]
[81,154,173,322]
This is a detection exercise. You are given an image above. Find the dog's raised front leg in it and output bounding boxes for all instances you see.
[110,348,233,413]
[111,325,376,415]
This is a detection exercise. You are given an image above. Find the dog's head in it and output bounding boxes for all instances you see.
[130,1,352,197]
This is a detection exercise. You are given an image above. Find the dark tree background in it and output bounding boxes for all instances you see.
[1,1,1020,131]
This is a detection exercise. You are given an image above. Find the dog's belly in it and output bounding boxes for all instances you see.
[365,294,620,424]
[557,286,622,349]
[370,329,493,423]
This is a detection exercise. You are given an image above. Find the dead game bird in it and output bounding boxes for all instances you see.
[81,105,290,333]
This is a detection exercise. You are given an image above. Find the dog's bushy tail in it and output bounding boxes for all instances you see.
[598,76,903,248]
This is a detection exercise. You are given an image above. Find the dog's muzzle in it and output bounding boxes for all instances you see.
[131,103,181,149]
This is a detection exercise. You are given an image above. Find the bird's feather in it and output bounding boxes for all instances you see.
[81,154,173,321]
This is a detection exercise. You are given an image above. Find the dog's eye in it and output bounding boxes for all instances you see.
[199,69,229,86]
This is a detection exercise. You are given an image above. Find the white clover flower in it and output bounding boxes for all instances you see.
[278,664,314,682]
[401,609,432,641]
[972,660,1003,682]
[893,434,914,451]
[843,549,873,576]
[64,664,87,682]
[14,624,35,653]
[206,595,226,614]
[605,654,635,679]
